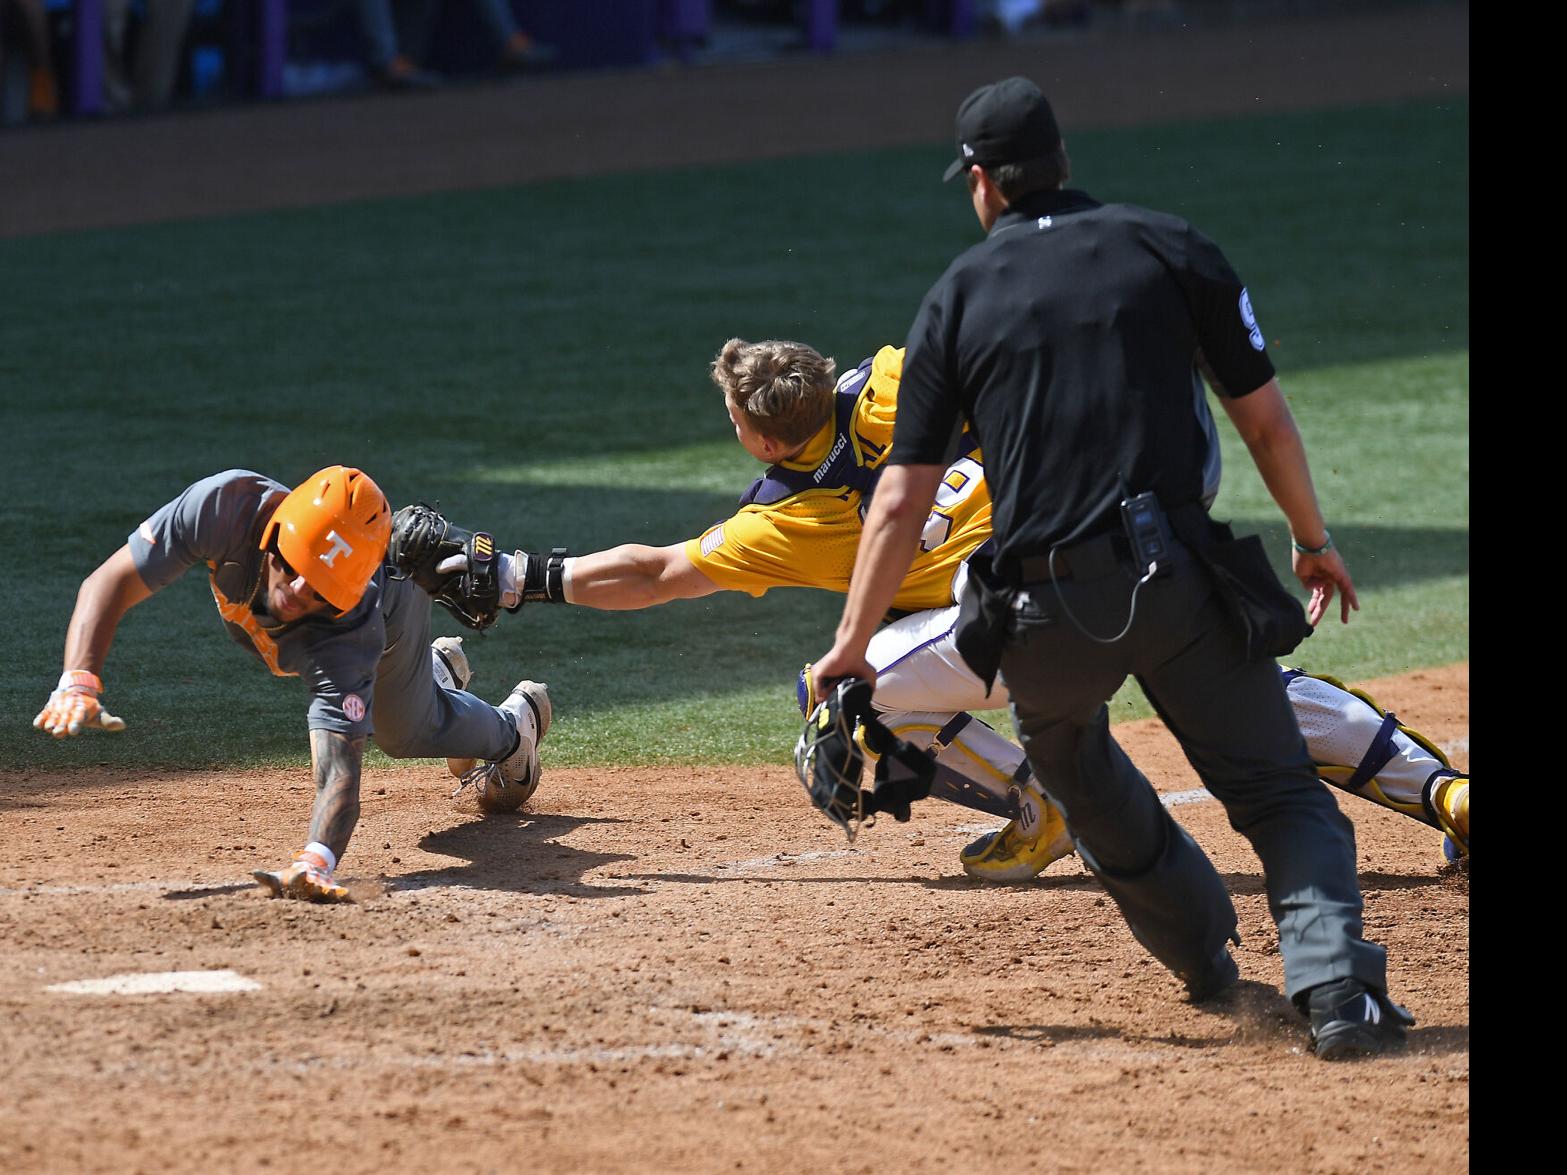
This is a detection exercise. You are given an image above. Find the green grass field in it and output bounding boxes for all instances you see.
[0,98,1468,771]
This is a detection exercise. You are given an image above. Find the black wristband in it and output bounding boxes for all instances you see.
[517,548,570,604]
[545,548,568,602]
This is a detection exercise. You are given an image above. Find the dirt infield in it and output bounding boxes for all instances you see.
[2,663,1467,1173]
[4,5,1467,1170]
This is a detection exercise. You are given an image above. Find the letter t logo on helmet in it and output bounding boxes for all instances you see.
[319,531,354,568]
[261,466,392,613]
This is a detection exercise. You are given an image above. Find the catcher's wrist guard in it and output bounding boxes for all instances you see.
[516,548,570,604]
[793,678,935,842]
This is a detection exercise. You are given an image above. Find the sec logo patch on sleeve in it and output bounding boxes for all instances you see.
[343,694,366,723]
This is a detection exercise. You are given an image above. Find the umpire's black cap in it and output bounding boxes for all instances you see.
[943,77,1062,182]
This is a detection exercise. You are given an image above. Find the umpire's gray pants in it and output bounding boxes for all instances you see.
[999,550,1388,1003]
[371,575,517,762]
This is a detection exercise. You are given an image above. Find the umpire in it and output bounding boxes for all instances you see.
[813,78,1412,1060]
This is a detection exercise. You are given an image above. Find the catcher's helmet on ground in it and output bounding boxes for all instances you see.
[794,677,936,841]
[795,678,873,838]
[260,466,391,613]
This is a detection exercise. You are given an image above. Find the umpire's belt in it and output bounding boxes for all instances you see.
[1010,532,1128,584]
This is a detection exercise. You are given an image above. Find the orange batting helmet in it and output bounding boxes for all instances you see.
[260,466,392,613]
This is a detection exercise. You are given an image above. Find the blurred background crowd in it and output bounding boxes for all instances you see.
[2,0,1255,126]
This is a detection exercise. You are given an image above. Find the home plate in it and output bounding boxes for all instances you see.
[46,970,261,995]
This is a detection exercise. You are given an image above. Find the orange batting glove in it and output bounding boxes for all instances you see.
[33,671,128,738]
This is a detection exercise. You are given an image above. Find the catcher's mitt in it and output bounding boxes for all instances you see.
[793,678,935,841]
[388,503,505,631]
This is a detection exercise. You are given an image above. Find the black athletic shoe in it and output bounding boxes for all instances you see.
[1305,978,1416,1060]
[1182,946,1240,1003]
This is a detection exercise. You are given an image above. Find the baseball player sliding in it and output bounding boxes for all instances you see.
[392,340,1468,874]
[34,466,551,902]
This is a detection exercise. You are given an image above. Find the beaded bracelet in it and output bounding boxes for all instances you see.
[1291,531,1334,556]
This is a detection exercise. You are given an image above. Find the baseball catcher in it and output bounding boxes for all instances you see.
[387,340,1467,866]
[35,466,553,903]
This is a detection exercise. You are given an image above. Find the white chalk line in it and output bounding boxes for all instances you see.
[400,1010,789,1067]
[42,1004,1008,1079]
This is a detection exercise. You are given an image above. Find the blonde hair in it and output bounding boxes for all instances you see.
[710,338,837,448]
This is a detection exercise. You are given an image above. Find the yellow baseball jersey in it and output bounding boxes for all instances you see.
[685,345,993,613]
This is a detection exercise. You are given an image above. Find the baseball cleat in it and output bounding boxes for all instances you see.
[252,851,351,903]
[463,680,551,814]
[960,799,1075,882]
[1436,774,1467,857]
[1303,978,1415,1061]
[431,635,473,692]
[1424,772,1468,858]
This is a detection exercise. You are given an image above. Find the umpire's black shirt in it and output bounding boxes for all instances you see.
[893,188,1275,577]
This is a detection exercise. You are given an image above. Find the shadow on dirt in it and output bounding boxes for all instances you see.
[919,873,1100,892]
[972,1022,1126,1045]
[391,812,645,898]
[163,882,256,901]
[618,871,1031,888]
[977,980,1305,1050]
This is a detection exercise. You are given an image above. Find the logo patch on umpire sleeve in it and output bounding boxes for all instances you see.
[343,694,366,723]
[139,521,158,544]
[700,526,726,558]
[1238,288,1265,352]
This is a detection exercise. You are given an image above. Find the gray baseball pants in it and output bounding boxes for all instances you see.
[999,548,1388,1002]
[371,574,516,762]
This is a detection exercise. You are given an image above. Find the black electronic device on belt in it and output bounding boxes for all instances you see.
[1121,491,1173,579]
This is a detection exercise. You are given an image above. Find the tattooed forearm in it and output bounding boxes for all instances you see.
[306,730,365,861]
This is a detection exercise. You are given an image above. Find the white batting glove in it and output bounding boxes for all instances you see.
[33,671,127,738]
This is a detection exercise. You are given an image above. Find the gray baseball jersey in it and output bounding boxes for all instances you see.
[127,470,386,738]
